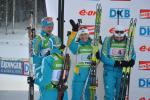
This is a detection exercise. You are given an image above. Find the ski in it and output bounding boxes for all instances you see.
[123,18,137,100]
[27,11,36,100]
[118,18,137,100]
[89,2,102,100]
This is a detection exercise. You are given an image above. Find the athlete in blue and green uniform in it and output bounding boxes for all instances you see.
[101,25,136,100]
[39,36,68,100]
[32,17,55,98]
[68,20,99,100]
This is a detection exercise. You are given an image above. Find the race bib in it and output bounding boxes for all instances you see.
[51,70,61,82]
[77,53,91,63]
[110,48,126,57]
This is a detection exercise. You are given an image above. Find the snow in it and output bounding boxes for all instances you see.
[0,24,39,100]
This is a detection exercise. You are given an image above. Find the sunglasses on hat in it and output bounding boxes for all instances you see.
[115,31,124,34]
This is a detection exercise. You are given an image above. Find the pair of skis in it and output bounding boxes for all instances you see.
[89,2,102,100]
[27,11,36,100]
[118,18,137,100]
[80,2,102,100]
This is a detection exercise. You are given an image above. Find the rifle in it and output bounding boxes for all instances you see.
[57,0,71,99]
[57,31,71,100]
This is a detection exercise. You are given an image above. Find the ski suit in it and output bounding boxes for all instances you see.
[39,47,68,100]
[101,36,136,100]
[69,31,93,100]
[32,31,54,94]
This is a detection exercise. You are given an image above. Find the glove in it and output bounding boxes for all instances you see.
[121,61,130,67]
[45,50,50,56]
[91,61,97,66]
[70,19,79,31]
[114,61,122,67]
[59,44,66,50]
[99,36,102,45]
[27,76,34,84]
[96,51,100,59]
[128,59,135,67]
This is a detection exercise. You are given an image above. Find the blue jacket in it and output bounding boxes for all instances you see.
[101,37,136,71]
[32,31,54,65]
[69,38,92,54]
[39,48,62,87]
[32,31,54,85]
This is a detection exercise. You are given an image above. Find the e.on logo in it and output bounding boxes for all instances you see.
[139,45,150,52]
[79,9,96,16]
[140,9,150,19]
[139,61,150,70]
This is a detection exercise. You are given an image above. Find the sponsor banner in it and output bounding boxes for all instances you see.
[139,61,150,70]
[0,58,29,76]
[139,45,150,52]
[139,26,150,36]
[140,9,150,19]
[79,9,96,17]
[109,8,130,19]
[139,78,150,88]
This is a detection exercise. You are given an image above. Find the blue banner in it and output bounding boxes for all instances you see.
[0,59,29,76]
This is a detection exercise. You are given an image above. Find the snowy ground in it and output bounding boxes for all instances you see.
[0,25,40,100]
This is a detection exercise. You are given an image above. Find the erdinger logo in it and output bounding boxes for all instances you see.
[139,61,150,70]
[139,45,150,52]
[79,9,96,16]
[139,78,150,88]
[140,26,150,36]
[139,97,150,100]
[140,9,150,19]
[110,8,130,19]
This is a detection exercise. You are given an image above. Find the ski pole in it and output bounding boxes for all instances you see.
[80,68,91,100]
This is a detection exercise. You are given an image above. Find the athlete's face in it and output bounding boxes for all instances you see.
[43,26,54,35]
[114,30,125,41]
[79,33,89,43]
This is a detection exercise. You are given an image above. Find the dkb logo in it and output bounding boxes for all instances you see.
[110,8,130,19]
[140,26,150,36]
[139,78,150,88]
